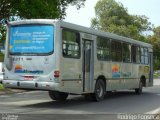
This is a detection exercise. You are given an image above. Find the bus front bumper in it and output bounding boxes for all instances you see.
[2,80,59,90]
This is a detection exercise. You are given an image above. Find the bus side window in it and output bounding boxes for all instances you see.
[140,47,145,64]
[136,46,141,63]
[144,48,149,64]
[97,37,110,61]
[132,45,140,63]
[122,43,131,63]
[62,29,80,58]
[111,41,122,62]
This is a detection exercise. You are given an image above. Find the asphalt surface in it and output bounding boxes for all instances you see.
[0,79,160,120]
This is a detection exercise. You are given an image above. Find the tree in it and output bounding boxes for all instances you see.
[0,0,86,44]
[91,0,152,41]
[147,26,160,70]
[0,0,85,20]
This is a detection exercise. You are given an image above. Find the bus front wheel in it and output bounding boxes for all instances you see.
[135,80,143,95]
[93,79,106,101]
[48,91,68,101]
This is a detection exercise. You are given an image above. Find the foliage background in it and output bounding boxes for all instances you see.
[91,0,160,70]
[0,0,160,70]
[0,0,85,62]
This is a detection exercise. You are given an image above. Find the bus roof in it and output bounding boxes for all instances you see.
[9,19,152,48]
[60,21,152,48]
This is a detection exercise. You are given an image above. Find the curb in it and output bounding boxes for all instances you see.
[0,89,27,95]
[146,108,160,120]
[146,108,160,114]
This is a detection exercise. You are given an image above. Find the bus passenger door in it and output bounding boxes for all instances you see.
[82,40,94,92]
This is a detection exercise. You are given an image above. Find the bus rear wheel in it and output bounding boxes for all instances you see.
[48,91,68,101]
[135,80,143,95]
[93,79,106,101]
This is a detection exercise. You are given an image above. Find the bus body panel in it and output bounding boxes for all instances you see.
[2,19,153,95]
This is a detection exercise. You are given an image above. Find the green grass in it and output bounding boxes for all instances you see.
[0,53,4,62]
[0,83,4,90]
[154,73,160,79]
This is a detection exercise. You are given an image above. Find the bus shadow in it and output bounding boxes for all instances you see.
[22,90,160,113]
[22,95,91,108]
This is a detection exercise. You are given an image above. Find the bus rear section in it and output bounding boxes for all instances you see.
[2,20,153,102]
[3,20,61,91]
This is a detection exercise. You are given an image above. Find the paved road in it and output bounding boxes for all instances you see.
[0,79,160,120]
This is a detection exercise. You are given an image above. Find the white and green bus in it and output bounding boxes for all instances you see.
[2,19,153,101]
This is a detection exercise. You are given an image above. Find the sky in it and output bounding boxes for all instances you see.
[65,0,160,28]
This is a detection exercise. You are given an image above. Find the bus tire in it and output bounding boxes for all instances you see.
[135,80,143,95]
[93,79,106,101]
[48,91,68,101]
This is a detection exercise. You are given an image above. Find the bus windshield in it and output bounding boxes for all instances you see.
[9,25,54,55]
